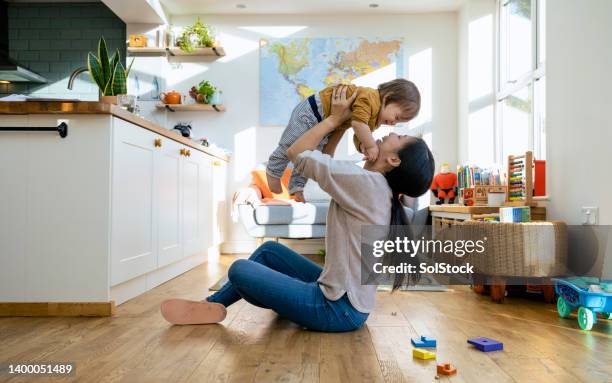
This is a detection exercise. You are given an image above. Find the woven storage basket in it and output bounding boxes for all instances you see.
[442,221,568,277]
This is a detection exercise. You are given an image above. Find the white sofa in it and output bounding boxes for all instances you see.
[236,180,428,241]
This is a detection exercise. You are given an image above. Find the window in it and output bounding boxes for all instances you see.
[497,0,546,161]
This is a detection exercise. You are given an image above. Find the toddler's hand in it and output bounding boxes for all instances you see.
[362,144,379,162]
[292,191,305,203]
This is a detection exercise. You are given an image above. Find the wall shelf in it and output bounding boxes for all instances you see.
[128,47,226,57]
[127,47,166,55]
[155,103,226,112]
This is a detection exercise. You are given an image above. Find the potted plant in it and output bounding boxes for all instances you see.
[208,89,222,105]
[189,80,217,104]
[88,37,134,104]
[176,18,214,53]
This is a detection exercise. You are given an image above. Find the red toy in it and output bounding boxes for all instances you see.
[431,164,458,205]
[437,363,457,376]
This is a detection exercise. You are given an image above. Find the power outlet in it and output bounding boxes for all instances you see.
[581,207,599,225]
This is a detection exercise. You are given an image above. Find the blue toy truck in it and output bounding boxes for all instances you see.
[553,278,612,331]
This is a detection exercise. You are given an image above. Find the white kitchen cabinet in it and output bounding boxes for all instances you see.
[110,119,157,286]
[156,138,183,268]
[0,110,228,308]
[110,119,224,288]
[198,154,214,255]
[211,159,228,247]
[182,149,203,258]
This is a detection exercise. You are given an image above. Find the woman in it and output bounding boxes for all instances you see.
[161,86,435,332]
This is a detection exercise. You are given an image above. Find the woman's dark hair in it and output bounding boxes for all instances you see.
[378,79,421,118]
[384,137,435,290]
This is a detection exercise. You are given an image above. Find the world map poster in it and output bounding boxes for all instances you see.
[260,37,404,126]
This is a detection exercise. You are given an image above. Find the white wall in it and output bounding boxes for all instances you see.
[546,0,612,225]
[129,13,459,252]
[547,0,612,278]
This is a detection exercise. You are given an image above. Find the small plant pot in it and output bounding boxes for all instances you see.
[100,95,118,105]
[196,94,207,104]
[208,92,221,105]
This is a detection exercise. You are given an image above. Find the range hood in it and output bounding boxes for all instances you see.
[0,0,47,83]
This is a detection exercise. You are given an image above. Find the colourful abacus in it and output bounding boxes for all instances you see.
[505,151,533,206]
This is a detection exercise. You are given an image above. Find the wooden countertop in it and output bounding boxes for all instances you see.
[0,101,230,162]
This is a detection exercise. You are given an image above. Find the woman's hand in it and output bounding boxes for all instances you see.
[328,85,357,128]
[287,85,356,163]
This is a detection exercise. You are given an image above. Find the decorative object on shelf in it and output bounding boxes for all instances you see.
[160,90,182,105]
[188,80,217,104]
[456,162,505,207]
[208,90,223,105]
[199,137,210,147]
[128,34,148,47]
[473,185,507,206]
[459,187,474,206]
[164,25,176,48]
[505,151,546,206]
[430,163,458,205]
[177,18,215,53]
[173,122,192,138]
[487,188,506,206]
[88,37,134,103]
[499,206,531,222]
[117,94,136,113]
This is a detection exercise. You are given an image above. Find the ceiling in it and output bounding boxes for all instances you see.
[160,0,466,16]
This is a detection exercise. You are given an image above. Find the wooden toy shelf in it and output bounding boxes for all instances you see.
[127,47,226,57]
[155,103,226,112]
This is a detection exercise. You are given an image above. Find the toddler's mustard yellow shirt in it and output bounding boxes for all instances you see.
[319,84,381,151]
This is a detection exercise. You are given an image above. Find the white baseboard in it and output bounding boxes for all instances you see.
[220,240,256,254]
[111,252,207,306]
[221,238,325,255]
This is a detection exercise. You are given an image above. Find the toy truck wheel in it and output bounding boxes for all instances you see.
[556,297,572,318]
[577,307,594,330]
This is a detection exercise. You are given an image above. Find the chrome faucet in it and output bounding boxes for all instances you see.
[67,67,89,90]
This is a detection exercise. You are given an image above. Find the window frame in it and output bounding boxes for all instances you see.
[495,0,546,163]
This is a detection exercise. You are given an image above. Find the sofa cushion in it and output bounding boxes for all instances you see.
[254,201,329,225]
[251,168,296,200]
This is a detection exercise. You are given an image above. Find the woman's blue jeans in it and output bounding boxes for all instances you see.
[207,241,368,332]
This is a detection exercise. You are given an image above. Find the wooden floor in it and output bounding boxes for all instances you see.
[1,255,611,383]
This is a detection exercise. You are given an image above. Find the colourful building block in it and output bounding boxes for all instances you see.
[411,336,437,348]
[467,337,503,352]
[437,363,457,376]
[413,348,436,360]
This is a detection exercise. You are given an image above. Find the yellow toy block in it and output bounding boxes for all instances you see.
[413,348,436,360]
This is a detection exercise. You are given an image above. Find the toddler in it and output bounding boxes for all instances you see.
[267,79,421,199]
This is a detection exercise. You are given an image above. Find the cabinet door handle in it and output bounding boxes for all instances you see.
[179,148,187,156]
[186,149,191,157]
[213,161,221,166]
[154,138,162,148]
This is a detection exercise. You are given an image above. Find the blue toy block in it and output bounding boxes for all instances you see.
[467,337,503,352]
[411,335,436,348]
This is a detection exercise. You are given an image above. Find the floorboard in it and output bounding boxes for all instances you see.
[0,255,610,383]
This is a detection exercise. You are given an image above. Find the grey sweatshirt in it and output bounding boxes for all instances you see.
[294,150,392,313]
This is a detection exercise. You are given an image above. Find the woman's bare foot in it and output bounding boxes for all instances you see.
[266,173,283,194]
[160,299,227,325]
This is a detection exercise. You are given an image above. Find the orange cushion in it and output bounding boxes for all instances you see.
[251,168,295,200]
